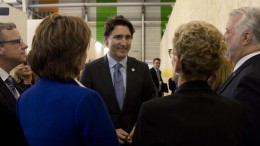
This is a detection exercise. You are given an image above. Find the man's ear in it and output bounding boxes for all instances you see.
[0,46,4,55]
[104,37,108,46]
[241,31,253,46]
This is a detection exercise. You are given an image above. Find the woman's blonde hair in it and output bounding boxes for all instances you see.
[173,21,226,81]
[208,59,233,92]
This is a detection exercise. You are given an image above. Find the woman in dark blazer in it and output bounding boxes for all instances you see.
[16,14,119,146]
[132,21,247,146]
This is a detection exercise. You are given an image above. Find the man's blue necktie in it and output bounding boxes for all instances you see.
[5,75,18,99]
[114,63,125,110]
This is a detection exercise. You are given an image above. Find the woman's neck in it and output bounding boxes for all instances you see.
[21,76,33,85]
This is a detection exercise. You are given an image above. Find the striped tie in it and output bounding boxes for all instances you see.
[5,75,18,99]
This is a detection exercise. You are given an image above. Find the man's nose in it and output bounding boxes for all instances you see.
[21,42,28,50]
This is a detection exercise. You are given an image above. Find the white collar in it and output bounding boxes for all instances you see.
[0,67,10,81]
[233,51,260,72]
[74,79,85,87]
[107,54,127,68]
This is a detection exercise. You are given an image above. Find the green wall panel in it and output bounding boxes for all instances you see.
[96,0,117,43]
[161,0,175,38]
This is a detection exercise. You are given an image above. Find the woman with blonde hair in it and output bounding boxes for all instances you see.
[132,21,247,146]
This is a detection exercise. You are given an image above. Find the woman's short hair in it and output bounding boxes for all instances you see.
[173,21,226,80]
[28,14,91,81]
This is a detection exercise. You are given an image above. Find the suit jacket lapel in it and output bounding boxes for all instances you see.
[217,54,260,94]
[99,56,121,111]
[121,57,135,111]
[0,78,16,108]
[217,71,238,94]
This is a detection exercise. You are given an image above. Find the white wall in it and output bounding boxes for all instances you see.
[160,0,260,80]
[0,3,27,43]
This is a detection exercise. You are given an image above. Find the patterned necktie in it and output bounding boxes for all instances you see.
[114,63,125,110]
[5,75,18,99]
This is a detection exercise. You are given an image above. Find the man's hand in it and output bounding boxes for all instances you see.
[116,128,129,144]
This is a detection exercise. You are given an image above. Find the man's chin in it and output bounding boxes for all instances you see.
[20,58,27,63]
[118,52,128,57]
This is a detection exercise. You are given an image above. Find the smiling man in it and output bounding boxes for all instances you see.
[80,15,157,146]
[0,22,28,145]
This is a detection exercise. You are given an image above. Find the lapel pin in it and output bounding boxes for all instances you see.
[131,68,135,72]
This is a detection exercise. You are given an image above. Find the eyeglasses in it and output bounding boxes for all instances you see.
[0,39,23,46]
[168,49,174,58]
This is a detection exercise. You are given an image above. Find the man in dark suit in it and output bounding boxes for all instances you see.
[0,22,28,145]
[132,21,247,146]
[80,15,157,145]
[150,58,166,97]
[217,7,260,146]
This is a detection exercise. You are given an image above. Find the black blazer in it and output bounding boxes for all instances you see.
[150,67,163,89]
[80,55,157,133]
[0,78,28,146]
[217,54,260,146]
[150,68,167,96]
[133,80,247,146]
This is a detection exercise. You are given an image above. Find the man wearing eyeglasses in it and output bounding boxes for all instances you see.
[0,22,28,145]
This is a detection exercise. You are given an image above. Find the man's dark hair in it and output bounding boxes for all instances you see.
[104,15,135,38]
[153,58,161,63]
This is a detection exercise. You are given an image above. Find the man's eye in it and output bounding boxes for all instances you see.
[113,35,132,40]
[125,36,132,40]
[13,40,20,44]
[114,35,122,39]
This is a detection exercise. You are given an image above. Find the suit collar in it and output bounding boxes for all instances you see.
[217,54,260,94]
[175,80,211,93]
[233,51,260,71]
[237,54,260,70]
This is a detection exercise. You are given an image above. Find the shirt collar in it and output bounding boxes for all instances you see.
[0,67,10,81]
[107,54,127,68]
[233,51,260,72]
[74,79,85,87]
